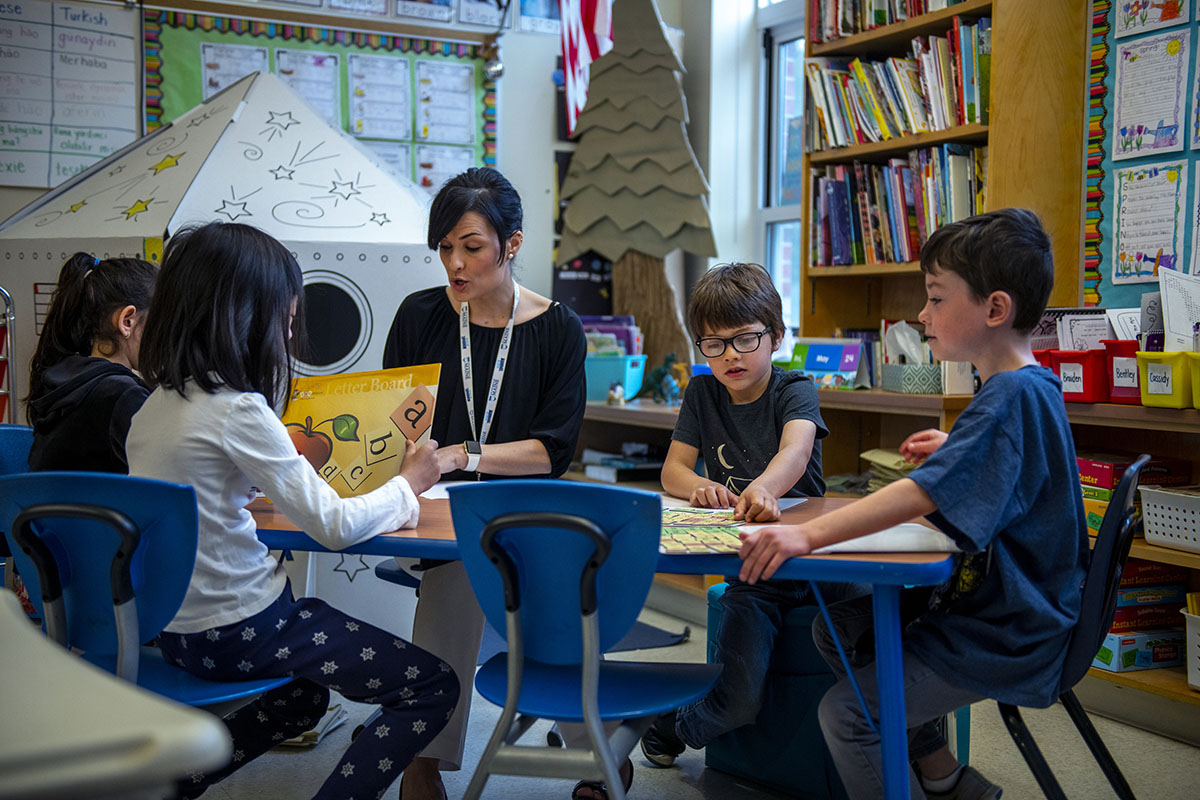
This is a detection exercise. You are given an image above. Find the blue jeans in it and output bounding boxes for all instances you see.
[675,579,866,749]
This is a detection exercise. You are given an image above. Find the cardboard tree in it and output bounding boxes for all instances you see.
[557,0,717,375]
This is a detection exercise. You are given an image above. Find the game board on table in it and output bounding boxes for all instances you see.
[658,507,745,555]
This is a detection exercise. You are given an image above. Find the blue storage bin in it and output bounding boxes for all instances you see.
[583,355,646,401]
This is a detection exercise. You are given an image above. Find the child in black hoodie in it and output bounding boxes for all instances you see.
[27,252,157,472]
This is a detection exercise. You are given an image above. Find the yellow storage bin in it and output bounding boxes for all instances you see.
[1190,352,1200,409]
[1137,351,1193,408]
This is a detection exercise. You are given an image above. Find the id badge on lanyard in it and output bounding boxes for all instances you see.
[459,283,519,451]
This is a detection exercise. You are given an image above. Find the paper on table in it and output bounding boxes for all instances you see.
[659,496,808,511]
[420,481,476,500]
[811,523,961,554]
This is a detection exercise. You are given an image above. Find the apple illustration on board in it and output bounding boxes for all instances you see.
[286,414,360,470]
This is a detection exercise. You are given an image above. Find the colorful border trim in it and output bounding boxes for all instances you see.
[1085,0,1110,306]
[142,9,496,166]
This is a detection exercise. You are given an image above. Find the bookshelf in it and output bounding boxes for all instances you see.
[798,0,1087,414]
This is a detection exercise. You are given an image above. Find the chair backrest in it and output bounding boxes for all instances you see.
[1060,453,1150,691]
[0,424,33,475]
[0,472,198,658]
[449,480,661,665]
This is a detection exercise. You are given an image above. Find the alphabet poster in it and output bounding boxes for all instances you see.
[0,0,140,187]
[282,364,441,498]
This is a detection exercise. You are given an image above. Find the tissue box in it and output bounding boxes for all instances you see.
[881,363,942,394]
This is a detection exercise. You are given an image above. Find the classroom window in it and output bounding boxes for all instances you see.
[756,2,806,329]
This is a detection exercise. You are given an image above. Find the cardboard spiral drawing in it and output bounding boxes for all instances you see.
[282,365,440,497]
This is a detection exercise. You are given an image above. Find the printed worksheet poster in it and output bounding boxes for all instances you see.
[1190,160,1200,274]
[275,49,341,128]
[364,140,413,181]
[519,0,561,34]
[416,143,475,194]
[1159,268,1200,350]
[459,0,508,26]
[396,0,454,22]
[415,60,477,145]
[348,53,412,139]
[1113,30,1188,160]
[1112,159,1188,283]
[328,0,388,15]
[201,42,268,100]
[0,0,139,187]
[1115,0,1190,38]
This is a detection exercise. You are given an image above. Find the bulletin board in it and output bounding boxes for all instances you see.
[143,9,497,191]
[1087,0,1196,307]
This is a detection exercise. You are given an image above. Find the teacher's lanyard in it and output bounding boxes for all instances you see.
[459,282,519,449]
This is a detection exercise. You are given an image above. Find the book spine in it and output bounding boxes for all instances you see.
[850,57,893,140]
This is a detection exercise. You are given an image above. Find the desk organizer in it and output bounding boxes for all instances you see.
[1101,340,1141,404]
[1136,351,1193,408]
[583,354,646,401]
[1190,353,1200,408]
[1050,348,1109,402]
[880,363,941,394]
[1140,485,1200,555]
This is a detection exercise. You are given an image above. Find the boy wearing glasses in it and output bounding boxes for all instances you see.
[642,262,851,766]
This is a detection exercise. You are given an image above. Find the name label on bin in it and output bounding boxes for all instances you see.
[1146,363,1173,394]
[1112,358,1138,388]
[1059,362,1083,393]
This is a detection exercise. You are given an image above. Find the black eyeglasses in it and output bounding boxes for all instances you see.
[695,330,771,358]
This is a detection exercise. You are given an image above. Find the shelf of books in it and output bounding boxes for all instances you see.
[810,0,994,57]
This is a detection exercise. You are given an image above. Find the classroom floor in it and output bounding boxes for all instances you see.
[207,607,1200,800]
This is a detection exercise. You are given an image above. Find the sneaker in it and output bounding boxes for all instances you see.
[924,765,1002,800]
[639,711,686,768]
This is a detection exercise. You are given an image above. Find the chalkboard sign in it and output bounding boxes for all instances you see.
[0,0,140,188]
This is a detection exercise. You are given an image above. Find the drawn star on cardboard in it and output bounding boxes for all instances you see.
[151,153,183,174]
[332,554,371,582]
[121,198,152,220]
[270,165,295,180]
[214,199,252,221]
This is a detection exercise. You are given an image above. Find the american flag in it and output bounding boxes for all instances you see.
[558,0,614,136]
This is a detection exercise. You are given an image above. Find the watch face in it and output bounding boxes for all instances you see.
[466,441,482,455]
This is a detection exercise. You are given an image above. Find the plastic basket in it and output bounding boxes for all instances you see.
[1184,608,1200,691]
[583,355,646,402]
[1139,485,1200,555]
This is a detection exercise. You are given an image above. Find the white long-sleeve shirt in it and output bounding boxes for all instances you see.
[127,385,419,633]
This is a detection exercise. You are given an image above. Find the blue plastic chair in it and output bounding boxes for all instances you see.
[0,423,32,475]
[0,472,291,708]
[449,480,722,800]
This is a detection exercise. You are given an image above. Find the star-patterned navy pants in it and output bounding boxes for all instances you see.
[159,583,460,799]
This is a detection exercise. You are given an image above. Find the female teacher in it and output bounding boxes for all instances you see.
[382,166,587,800]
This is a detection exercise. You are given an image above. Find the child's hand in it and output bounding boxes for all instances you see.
[899,428,948,465]
[737,525,813,584]
[690,483,738,509]
[399,439,441,495]
[434,445,464,474]
[734,484,779,522]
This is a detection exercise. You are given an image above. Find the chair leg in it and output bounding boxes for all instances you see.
[1060,690,1137,800]
[996,702,1068,800]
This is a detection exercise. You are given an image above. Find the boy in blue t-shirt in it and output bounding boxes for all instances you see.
[641,262,863,767]
[739,209,1085,800]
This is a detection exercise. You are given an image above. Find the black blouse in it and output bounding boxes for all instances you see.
[382,286,587,480]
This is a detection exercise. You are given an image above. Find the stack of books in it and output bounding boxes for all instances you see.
[859,448,915,494]
[580,446,664,484]
[1091,559,1188,673]
[809,144,985,266]
[581,314,642,357]
[805,18,991,151]
[809,0,975,46]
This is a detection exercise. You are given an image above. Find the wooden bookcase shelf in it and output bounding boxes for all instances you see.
[811,0,995,57]
[1087,666,1200,708]
[808,123,990,165]
[807,261,922,277]
[1064,402,1200,433]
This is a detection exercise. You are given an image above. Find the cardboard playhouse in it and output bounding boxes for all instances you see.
[0,72,449,636]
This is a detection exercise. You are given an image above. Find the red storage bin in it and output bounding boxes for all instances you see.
[1101,339,1141,404]
[1034,348,1054,369]
[1050,348,1109,402]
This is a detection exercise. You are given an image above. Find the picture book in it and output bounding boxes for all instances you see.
[281,364,440,498]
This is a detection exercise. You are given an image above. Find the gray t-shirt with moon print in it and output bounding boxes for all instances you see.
[672,366,828,497]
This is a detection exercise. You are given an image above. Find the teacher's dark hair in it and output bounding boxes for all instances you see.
[427,167,523,257]
[139,221,306,412]
[27,252,157,423]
